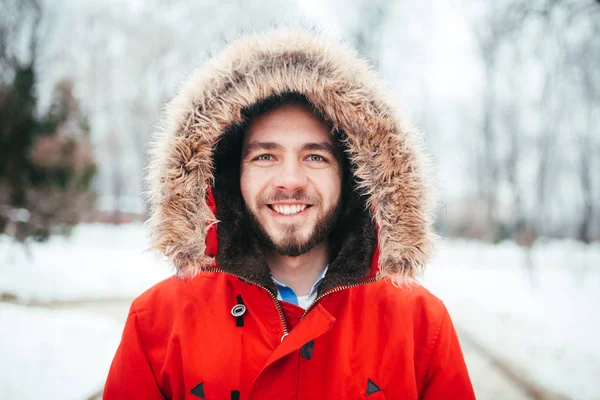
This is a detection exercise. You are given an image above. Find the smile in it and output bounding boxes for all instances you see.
[268,204,312,215]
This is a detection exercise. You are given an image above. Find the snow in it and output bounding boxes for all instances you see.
[1,224,599,399]
[0,303,122,400]
[0,224,165,399]
[423,239,600,400]
[0,223,172,302]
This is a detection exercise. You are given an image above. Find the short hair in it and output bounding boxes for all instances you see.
[241,92,333,133]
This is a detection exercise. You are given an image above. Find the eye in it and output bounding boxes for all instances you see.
[254,154,274,161]
[306,155,325,162]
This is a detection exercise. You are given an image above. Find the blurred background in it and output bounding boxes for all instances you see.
[0,0,598,399]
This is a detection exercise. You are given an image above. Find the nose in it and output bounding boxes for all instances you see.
[272,158,308,191]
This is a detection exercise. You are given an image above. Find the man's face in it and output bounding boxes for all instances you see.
[240,104,342,257]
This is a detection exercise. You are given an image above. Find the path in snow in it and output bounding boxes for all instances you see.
[459,329,571,400]
[42,298,546,400]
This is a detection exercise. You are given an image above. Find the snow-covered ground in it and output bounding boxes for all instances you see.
[0,223,167,399]
[0,223,171,301]
[1,224,599,399]
[0,303,123,399]
[424,239,600,400]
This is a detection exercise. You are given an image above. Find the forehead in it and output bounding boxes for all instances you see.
[244,104,332,147]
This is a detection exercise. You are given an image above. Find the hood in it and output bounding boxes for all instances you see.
[146,29,435,290]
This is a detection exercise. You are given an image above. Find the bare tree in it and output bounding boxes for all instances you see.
[352,0,393,66]
[0,0,40,81]
[472,3,522,240]
[469,0,600,243]
[575,12,600,243]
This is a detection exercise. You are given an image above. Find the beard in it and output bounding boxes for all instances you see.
[245,190,342,257]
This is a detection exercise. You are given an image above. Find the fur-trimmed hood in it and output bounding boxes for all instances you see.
[146,29,435,289]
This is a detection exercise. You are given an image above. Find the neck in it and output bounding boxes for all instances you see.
[266,242,329,296]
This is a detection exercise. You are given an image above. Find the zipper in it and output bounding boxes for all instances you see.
[202,268,380,339]
[300,277,380,320]
[200,268,289,340]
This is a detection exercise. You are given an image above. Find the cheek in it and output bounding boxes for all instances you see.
[240,167,265,207]
[239,169,252,205]
[317,170,342,205]
[331,180,342,205]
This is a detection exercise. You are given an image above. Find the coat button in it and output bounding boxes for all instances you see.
[231,304,247,317]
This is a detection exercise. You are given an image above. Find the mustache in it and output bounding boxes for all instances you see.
[257,190,321,206]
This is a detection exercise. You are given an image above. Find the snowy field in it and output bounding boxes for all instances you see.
[0,224,170,399]
[0,303,122,399]
[0,223,171,301]
[424,239,600,400]
[1,223,599,399]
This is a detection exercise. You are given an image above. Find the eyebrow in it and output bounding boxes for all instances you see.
[301,142,338,158]
[242,141,284,159]
[242,141,338,159]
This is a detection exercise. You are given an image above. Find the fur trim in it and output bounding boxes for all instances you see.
[146,28,435,282]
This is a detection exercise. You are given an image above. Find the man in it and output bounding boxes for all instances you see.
[104,29,475,399]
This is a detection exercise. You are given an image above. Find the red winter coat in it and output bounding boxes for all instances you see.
[105,29,475,399]
[105,260,474,399]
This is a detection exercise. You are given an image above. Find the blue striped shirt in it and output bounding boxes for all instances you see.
[272,266,328,309]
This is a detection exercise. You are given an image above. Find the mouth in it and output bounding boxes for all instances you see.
[267,204,313,216]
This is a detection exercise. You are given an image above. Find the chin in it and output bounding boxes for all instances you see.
[269,234,308,249]
[275,224,312,239]
[269,232,313,251]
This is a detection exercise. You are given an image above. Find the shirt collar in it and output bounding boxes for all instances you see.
[271,265,328,297]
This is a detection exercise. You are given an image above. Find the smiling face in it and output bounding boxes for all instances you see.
[240,104,343,257]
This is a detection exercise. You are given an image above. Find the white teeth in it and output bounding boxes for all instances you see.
[273,204,307,215]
